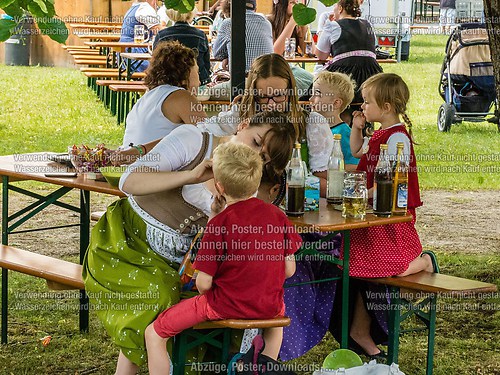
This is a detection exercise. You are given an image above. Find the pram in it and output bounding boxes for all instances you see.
[438,23,498,132]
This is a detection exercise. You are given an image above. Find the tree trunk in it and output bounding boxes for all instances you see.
[484,0,500,120]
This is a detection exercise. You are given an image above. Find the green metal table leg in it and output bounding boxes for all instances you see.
[79,190,90,332]
[387,286,401,364]
[341,230,350,349]
[1,176,9,344]
[426,295,437,375]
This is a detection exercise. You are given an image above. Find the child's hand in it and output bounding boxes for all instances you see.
[352,111,366,131]
[231,94,243,106]
[211,194,226,216]
[190,159,213,183]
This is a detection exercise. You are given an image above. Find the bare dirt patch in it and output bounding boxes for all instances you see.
[416,190,500,255]
[1,188,499,257]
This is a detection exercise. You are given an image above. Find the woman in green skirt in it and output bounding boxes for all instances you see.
[82,111,296,374]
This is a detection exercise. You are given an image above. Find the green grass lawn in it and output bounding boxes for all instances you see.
[0,34,499,374]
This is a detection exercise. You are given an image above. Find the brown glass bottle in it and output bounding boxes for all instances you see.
[373,144,393,217]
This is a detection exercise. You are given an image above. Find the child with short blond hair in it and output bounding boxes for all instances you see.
[310,71,359,195]
[311,71,359,168]
[145,142,301,375]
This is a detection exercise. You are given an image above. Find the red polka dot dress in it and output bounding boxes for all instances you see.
[344,125,423,278]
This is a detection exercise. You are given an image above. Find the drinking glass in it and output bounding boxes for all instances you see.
[342,171,368,219]
[134,25,149,44]
[284,37,296,59]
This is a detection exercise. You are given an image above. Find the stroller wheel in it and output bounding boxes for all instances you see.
[437,103,455,132]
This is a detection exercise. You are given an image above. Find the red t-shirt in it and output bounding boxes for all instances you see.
[193,198,302,319]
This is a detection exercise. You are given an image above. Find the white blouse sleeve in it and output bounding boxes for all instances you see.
[387,132,411,163]
[196,104,241,136]
[119,126,204,192]
[306,112,334,172]
[316,20,342,54]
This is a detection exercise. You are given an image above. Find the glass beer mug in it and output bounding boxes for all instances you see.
[284,37,296,59]
[342,171,368,219]
[134,25,149,44]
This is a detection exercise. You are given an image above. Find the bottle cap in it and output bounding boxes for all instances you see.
[396,142,404,148]
[294,143,301,149]
[380,143,388,150]
[333,134,342,140]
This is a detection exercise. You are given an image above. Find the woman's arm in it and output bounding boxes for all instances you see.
[313,171,327,198]
[119,127,213,195]
[196,271,213,295]
[314,20,341,60]
[121,159,213,195]
[162,90,207,125]
[273,17,298,55]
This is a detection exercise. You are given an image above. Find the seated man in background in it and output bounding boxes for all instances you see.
[210,0,274,100]
[120,0,160,72]
[154,9,212,87]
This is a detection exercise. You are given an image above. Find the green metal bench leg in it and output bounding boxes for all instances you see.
[110,90,117,117]
[104,86,111,108]
[117,91,123,124]
[426,295,437,375]
[387,286,401,364]
[173,332,188,375]
[221,327,231,364]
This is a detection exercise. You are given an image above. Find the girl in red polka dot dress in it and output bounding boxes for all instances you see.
[346,73,436,358]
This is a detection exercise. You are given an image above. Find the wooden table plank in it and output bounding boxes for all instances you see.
[288,199,412,231]
[0,153,124,197]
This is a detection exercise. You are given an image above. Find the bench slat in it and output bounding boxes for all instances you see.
[361,271,497,296]
[0,245,84,290]
[109,84,147,93]
[194,316,291,330]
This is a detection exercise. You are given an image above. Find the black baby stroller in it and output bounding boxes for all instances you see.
[438,23,498,132]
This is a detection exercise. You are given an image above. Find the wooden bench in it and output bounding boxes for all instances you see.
[109,84,148,124]
[79,67,119,73]
[74,59,108,67]
[173,317,291,375]
[83,71,145,91]
[72,55,107,61]
[360,271,498,375]
[62,45,93,50]
[90,211,105,222]
[0,244,84,290]
[67,50,101,55]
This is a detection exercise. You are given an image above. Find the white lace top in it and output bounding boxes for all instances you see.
[197,106,333,172]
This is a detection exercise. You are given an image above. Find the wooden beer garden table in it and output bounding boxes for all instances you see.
[84,41,150,77]
[287,199,412,349]
[0,154,412,350]
[0,153,125,342]
[77,34,121,42]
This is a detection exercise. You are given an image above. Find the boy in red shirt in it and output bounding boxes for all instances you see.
[145,142,302,375]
